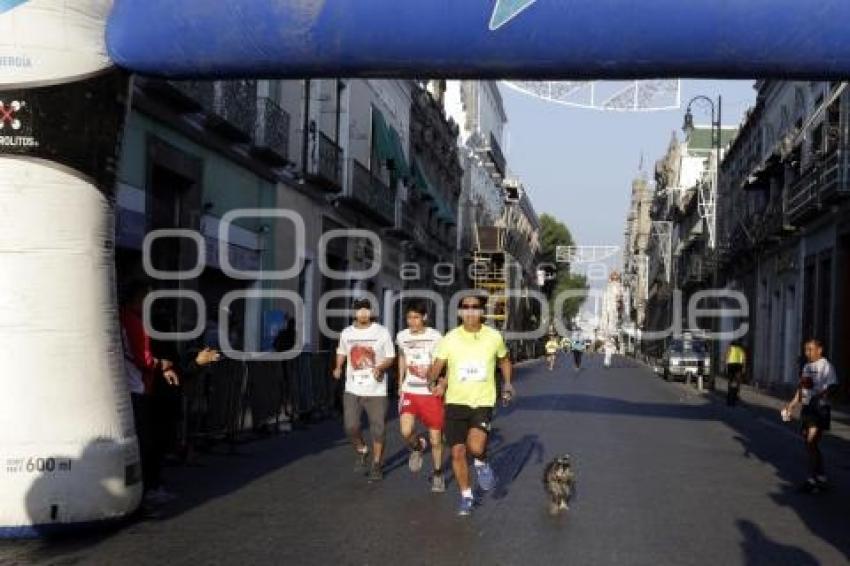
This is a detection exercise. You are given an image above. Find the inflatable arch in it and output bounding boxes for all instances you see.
[2,0,850,536]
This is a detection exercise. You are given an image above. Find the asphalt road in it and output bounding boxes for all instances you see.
[3,354,849,565]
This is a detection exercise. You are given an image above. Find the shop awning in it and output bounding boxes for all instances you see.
[411,159,456,225]
[371,107,410,180]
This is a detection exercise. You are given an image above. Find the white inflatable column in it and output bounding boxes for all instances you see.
[0,0,141,536]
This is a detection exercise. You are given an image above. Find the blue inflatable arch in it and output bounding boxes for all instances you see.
[106,0,850,79]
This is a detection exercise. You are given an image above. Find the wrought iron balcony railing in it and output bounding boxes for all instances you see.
[344,159,395,225]
[251,96,291,165]
[787,165,821,223]
[206,80,258,143]
[306,132,343,191]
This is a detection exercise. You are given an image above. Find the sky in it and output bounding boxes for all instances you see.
[502,79,757,252]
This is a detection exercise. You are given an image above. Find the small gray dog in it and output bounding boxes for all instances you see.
[543,454,575,515]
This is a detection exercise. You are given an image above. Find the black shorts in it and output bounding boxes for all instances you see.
[800,404,831,432]
[444,404,494,447]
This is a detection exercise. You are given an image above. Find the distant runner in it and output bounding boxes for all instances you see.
[545,335,560,371]
[570,332,586,370]
[603,338,615,368]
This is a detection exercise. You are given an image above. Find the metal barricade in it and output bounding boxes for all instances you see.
[182,351,336,448]
[185,358,248,446]
[244,360,285,431]
[287,350,334,422]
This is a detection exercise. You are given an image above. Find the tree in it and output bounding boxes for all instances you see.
[539,214,587,327]
[539,213,574,266]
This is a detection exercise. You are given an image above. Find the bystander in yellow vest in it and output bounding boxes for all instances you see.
[726,344,746,365]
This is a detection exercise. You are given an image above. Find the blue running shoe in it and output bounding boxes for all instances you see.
[457,496,475,516]
[476,463,496,491]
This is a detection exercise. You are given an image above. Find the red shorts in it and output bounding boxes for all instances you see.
[399,391,445,431]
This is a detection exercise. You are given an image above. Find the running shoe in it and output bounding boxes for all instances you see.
[431,472,446,493]
[457,496,474,516]
[408,434,427,473]
[144,487,177,505]
[797,478,821,494]
[476,462,496,491]
[354,447,369,473]
[367,462,383,483]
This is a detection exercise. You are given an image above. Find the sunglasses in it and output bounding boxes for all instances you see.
[460,304,483,311]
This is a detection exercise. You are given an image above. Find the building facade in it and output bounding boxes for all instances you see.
[643,124,736,358]
[717,81,850,398]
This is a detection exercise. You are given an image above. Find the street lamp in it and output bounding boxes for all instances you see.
[683,94,723,390]
[682,94,722,250]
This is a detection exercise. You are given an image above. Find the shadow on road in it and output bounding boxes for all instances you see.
[489,434,545,500]
[730,420,850,561]
[4,418,349,562]
[506,361,850,560]
[737,519,820,566]
[499,392,713,421]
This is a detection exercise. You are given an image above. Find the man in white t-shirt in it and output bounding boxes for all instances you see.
[396,301,445,492]
[333,298,396,482]
[784,338,838,493]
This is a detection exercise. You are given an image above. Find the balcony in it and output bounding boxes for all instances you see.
[818,149,850,204]
[787,165,821,223]
[153,80,215,112]
[473,132,506,183]
[204,80,258,143]
[251,96,290,166]
[138,80,258,144]
[306,132,343,192]
[342,159,395,225]
[680,254,707,287]
[754,201,792,243]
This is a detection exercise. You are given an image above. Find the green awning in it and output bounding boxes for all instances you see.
[371,107,410,180]
[411,159,456,226]
[411,159,435,202]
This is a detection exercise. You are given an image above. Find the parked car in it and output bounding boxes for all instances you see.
[662,334,711,384]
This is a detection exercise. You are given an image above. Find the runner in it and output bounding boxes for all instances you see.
[545,334,560,371]
[570,331,586,370]
[332,298,396,482]
[783,339,837,493]
[560,334,572,354]
[603,338,615,368]
[396,301,446,492]
[428,293,514,516]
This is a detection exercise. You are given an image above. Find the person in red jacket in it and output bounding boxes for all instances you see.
[120,280,180,507]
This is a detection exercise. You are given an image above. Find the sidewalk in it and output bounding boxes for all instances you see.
[711,376,850,442]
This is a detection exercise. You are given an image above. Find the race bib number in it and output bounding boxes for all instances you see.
[458,361,487,382]
[352,368,373,385]
[408,348,430,365]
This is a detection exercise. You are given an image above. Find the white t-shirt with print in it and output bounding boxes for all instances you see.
[396,327,442,395]
[337,323,395,397]
[800,357,837,406]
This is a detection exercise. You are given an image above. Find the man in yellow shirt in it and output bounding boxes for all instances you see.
[725,341,746,407]
[428,292,514,516]
[545,335,560,371]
